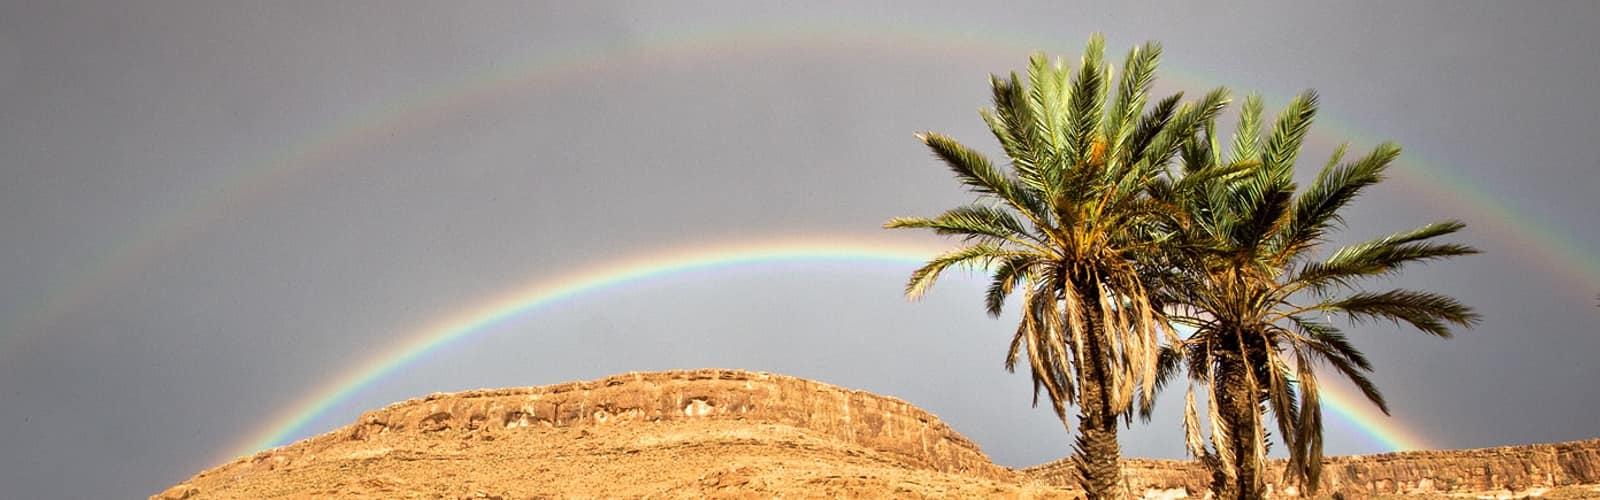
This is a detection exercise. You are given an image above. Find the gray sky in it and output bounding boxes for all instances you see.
[2,1,1597,497]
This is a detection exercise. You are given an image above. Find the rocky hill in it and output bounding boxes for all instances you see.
[157,369,1600,499]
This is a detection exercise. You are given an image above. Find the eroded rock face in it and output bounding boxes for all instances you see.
[1025,439,1600,498]
[1308,441,1600,498]
[341,369,1003,478]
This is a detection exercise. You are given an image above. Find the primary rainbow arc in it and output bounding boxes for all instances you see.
[227,238,1430,463]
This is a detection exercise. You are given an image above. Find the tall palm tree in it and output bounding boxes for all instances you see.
[885,35,1225,499]
[1152,91,1481,498]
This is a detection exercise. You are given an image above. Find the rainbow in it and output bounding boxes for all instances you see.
[223,239,1429,463]
[1320,382,1429,452]
[8,21,1599,356]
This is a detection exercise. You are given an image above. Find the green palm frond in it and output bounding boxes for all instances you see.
[917,132,1011,199]
[1179,126,1215,179]
[1229,173,1295,250]
[903,244,1012,300]
[916,131,1055,229]
[885,204,1037,248]
[981,75,1028,167]
[1123,92,1184,168]
[1227,94,1264,165]
[985,72,1044,182]
[1150,87,1232,174]
[1065,35,1109,169]
[1293,221,1477,292]
[1027,52,1069,158]
[1280,142,1399,254]
[1260,90,1319,181]
[1314,351,1388,415]
[1105,41,1162,169]
[1315,289,1480,337]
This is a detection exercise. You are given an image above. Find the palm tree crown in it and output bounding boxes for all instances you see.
[886,35,1223,498]
[1156,90,1481,497]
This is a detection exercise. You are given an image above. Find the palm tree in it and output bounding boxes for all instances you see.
[1152,91,1481,498]
[885,35,1225,499]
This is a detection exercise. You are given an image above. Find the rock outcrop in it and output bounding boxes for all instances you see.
[1310,441,1600,498]
[1028,440,1600,499]
[343,369,1003,478]
[158,369,1600,499]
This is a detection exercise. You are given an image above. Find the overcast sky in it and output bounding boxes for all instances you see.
[2,1,1597,497]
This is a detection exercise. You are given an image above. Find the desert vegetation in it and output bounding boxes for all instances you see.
[887,34,1477,499]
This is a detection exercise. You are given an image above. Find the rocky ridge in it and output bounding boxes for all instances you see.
[1028,440,1600,498]
[158,369,1600,499]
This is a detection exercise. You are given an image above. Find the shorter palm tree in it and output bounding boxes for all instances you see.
[1153,91,1480,498]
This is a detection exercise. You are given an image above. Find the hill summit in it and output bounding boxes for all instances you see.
[157,369,1600,499]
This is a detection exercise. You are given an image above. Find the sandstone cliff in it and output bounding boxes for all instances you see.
[1026,439,1600,498]
[158,369,1600,499]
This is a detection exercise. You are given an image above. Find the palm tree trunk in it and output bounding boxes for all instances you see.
[1212,360,1264,500]
[1071,283,1124,500]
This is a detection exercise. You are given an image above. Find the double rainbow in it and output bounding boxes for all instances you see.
[0,17,1539,467]
[8,20,1598,356]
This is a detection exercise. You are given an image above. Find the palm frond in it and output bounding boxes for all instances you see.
[1262,355,1299,466]
[1227,93,1264,165]
[1285,317,1371,371]
[1207,364,1236,479]
[1065,34,1108,169]
[1225,171,1295,251]
[1123,92,1184,168]
[981,75,1029,169]
[986,254,1038,317]
[917,132,1010,198]
[1104,41,1162,170]
[1316,289,1481,337]
[1140,345,1183,420]
[1292,353,1324,494]
[915,131,1056,230]
[885,204,1035,246]
[1150,87,1232,173]
[1183,385,1208,457]
[1026,52,1070,187]
[1293,222,1478,292]
[1260,90,1319,181]
[904,244,1011,300]
[1280,142,1399,255]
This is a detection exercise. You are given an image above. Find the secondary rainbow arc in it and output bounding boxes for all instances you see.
[9,21,1598,357]
[225,239,1430,464]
